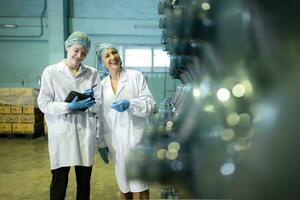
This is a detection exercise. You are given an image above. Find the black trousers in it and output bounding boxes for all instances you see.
[50,166,92,200]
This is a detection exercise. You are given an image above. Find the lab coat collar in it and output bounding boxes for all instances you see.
[116,68,127,96]
[57,60,87,78]
[57,60,72,78]
[102,68,128,98]
[102,68,128,85]
[76,64,88,76]
[119,68,128,83]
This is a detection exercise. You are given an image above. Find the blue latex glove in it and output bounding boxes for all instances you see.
[99,147,109,164]
[83,88,94,97]
[83,84,97,97]
[111,99,130,112]
[69,96,96,110]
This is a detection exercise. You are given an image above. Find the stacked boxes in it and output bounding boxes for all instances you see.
[0,97,12,134]
[0,88,44,137]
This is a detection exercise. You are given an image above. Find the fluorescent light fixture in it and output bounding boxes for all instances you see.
[0,24,18,28]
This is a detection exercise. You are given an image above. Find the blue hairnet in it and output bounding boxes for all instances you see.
[96,43,120,79]
[65,31,91,49]
[96,43,117,59]
[96,43,122,77]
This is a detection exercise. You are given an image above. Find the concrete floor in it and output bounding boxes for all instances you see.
[0,135,162,200]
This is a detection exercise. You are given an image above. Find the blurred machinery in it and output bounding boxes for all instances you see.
[127,0,300,199]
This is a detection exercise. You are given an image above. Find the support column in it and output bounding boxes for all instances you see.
[47,0,68,64]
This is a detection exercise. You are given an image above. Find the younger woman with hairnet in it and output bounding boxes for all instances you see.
[96,43,156,200]
[38,31,102,200]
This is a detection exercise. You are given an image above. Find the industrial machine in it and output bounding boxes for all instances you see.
[127,0,300,199]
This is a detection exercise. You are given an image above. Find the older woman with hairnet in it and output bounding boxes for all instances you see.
[96,43,156,200]
[38,31,102,200]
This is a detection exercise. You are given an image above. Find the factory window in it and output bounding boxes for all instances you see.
[123,46,170,72]
[153,48,170,67]
[124,48,152,67]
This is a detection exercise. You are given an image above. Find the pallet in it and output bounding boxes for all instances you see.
[0,133,12,138]
[1,131,44,139]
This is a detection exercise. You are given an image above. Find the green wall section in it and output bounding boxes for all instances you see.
[0,40,48,88]
[0,0,177,103]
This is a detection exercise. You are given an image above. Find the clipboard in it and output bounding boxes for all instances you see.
[64,91,95,111]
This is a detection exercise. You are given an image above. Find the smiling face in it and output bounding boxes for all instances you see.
[102,48,121,72]
[66,44,89,69]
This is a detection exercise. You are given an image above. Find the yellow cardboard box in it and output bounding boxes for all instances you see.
[0,88,11,96]
[19,115,43,123]
[22,106,41,115]
[0,115,19,123]
[0,105,11,114]
[12,122,43,134]
[0,123,11,133]
[10,88,38,97]
[11,106,23,115]
[0,96,37,106]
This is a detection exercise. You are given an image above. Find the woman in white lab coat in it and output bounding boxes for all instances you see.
[96,43,156,200]
[38,31,102,200]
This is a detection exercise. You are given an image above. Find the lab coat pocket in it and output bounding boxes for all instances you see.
[87,115,97,134]
[131,115,145,128]
[131,115,145,144]
[118,112,130,128]
[48,120,71,136]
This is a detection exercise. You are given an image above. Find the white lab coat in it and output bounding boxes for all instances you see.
[38,60,102,170]
[99,68,156,193]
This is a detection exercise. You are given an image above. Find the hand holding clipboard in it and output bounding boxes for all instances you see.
[65,85,96,111]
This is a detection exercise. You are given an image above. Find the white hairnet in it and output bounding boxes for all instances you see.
[64,31,91,49]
